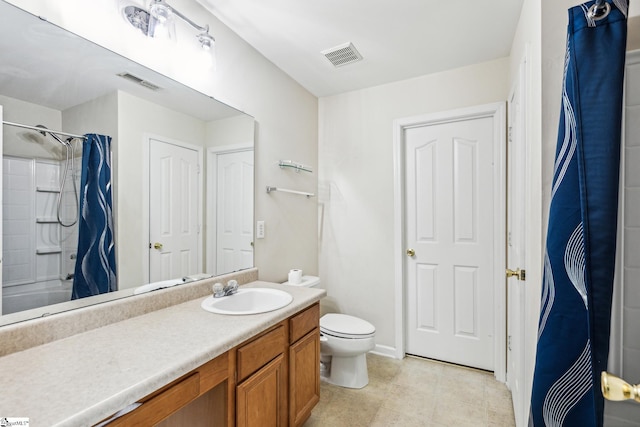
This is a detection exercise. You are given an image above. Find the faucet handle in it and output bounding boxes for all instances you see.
[212,282,225,298]
[225,280,238,295]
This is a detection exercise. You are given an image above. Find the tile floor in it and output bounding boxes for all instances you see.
[304,353,516,427]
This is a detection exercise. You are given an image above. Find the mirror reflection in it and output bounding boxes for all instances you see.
[0,1,255,323]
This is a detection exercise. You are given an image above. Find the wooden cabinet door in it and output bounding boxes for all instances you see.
[289,328,320,427]
[237,354,286,427]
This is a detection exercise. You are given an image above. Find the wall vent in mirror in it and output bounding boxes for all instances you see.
[117,72,162,91]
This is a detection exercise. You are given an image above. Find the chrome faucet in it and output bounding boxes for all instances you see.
[212,280,239,298]
[224,280,238,296]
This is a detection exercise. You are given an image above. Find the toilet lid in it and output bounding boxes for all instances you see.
[320,313,375,338]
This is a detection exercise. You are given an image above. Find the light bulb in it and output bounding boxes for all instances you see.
[198,33,215,51]
[149,0,171,23]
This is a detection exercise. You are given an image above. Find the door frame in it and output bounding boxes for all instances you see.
[0,105,3,314]
[142,133,203,284]
[507,47,529,427]
[206,142,254,275]
[392,102,507,382]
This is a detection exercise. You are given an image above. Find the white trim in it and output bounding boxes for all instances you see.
[507,46,530,427]
[392,115,405,360]
[392,102,507,380]
[370,344,398,359]
[0,105,3,315]
[206,142,254,275]
[208,142,253,154]
[142,133,204,284]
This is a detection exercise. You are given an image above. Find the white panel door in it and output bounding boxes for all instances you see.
[405,114,496,371]
[506,58,528,427]
[216,150,254,274]
[149,139,199,282]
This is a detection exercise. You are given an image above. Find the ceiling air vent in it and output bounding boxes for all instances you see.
[117,72,162,91]
[321,42,363,67]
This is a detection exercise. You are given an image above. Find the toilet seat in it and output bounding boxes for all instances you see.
[320,313,375,339]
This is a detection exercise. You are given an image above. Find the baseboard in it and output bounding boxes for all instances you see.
[370,344,399,359]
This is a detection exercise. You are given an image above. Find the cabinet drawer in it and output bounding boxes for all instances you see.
[289,303,319,344]
[237,324,286,382]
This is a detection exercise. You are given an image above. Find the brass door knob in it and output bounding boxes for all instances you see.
[602,372,640,403]
[406,249,415,257]
[506,268,525,281]
[153,242,163,250]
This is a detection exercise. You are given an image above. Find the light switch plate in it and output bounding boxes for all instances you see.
[256,221,265,239]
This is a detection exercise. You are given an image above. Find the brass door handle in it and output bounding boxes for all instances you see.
[602,372,640,403]
[406,249,415,257]
[506,268,525,281]
[153,242,163,250]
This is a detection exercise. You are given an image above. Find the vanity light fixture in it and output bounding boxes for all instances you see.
[122,0,215,52]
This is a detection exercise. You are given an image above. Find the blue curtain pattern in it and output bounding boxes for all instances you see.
[72,134,117,299]
[530,1,627,426]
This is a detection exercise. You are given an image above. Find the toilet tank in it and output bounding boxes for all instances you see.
[283,275,320,288]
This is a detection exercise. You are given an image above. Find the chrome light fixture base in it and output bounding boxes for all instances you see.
[122,2,215,50]
[197,32,215,50]
[122,5,150,36]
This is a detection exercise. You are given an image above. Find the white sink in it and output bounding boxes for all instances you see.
[201,288,293,315]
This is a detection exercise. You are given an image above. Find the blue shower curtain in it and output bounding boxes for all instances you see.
[72,134,117,299]
[530,1,627,426]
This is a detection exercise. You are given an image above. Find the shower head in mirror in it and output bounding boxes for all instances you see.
[35,125,67,145]
[34,124,48,137]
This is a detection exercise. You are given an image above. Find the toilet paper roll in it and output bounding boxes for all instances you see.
[288,269,303,285]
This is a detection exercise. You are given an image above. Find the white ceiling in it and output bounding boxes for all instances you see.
[196,0,525,97]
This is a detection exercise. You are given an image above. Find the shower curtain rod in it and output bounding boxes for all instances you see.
[2,120,87,140]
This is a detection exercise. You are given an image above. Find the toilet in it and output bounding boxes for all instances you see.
[282,275,376,389]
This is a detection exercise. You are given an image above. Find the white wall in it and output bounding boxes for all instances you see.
[5,0,319,283]
[0,95,63,160]
[318,58,510,352]
[206,115,254,149]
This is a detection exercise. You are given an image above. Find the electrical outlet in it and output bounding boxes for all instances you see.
[256,220,265,239]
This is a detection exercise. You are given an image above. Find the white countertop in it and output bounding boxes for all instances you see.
[0,281,325,426]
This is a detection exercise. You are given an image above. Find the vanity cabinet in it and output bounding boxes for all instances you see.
[100,302,320,427]
[235,302,320,427]
[237,354,286,426]
[236,324,288,427]
[105,352,230,426]
[288,303,320,427]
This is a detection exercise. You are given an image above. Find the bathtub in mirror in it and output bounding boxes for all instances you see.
[0,1,255,324]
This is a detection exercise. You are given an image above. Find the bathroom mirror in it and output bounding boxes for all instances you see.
[0,1,255,325]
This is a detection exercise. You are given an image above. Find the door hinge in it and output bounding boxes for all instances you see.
[508,126,513,142]
[508,335,512,351]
